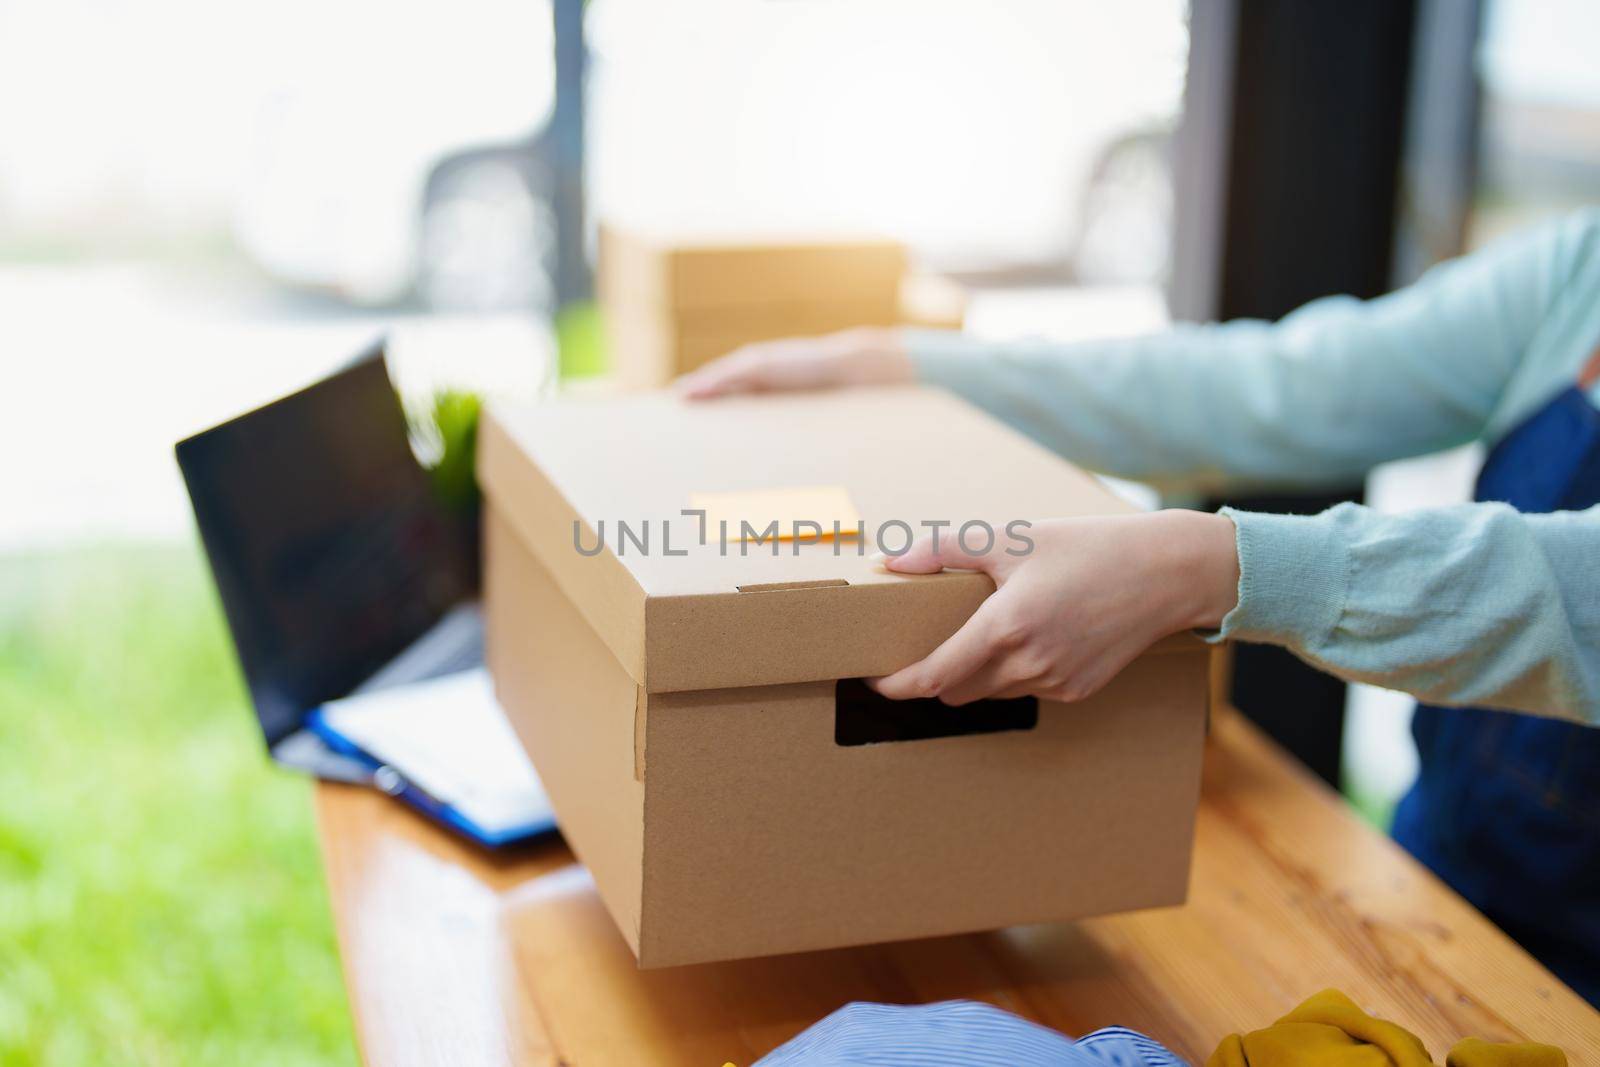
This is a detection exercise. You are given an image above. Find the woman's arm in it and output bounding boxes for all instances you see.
[909,211,1600,495]
[871,502,1600,723]
[1218,501,1600,718]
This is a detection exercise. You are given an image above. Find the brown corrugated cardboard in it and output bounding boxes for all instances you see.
[482,385,1209,967]
[623,294,905,344]
[598,224,963,388]
[598,224,907,315]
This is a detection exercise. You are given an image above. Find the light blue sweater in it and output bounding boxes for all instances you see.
[909,210,1600,720]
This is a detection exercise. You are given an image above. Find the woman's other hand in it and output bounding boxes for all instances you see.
[677,327,914,400]
[870,510,1240,705]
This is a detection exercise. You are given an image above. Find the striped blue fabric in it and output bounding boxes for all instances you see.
[1077,1025,1189,1067]
[753,1000,1190,1067]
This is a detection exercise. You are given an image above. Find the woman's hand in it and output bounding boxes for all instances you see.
[677,327,914,399]
[871,510,1239,705]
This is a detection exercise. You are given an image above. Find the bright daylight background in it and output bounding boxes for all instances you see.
[0,0,1596,1062]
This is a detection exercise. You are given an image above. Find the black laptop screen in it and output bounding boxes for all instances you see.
[176,346,470,746]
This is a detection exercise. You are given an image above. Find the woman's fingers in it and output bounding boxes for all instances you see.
[879,525,1013,577]
[867,528,1031,700]
[867,512,1237,709]
[677,346,771,399]
[678,336,837,399]
[679,328,913,400]
[934,655,1044,706]
[869,596,1012,701]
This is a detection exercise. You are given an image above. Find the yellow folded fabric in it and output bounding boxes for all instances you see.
[1206,990,1565,1067]
[1446,1038,1566,1067]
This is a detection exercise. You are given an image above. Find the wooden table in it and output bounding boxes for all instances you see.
[314,709,1600,1066]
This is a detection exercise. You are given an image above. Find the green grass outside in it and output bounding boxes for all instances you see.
[0,545,356,1066]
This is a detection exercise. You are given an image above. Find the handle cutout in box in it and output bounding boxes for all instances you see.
[834,678,1038,747]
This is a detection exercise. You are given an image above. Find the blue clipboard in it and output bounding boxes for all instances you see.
[306,707,559,849]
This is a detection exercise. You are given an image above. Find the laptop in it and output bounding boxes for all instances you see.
[175,341,556,846]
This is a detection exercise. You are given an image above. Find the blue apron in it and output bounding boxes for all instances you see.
[1391,367,1600,1007]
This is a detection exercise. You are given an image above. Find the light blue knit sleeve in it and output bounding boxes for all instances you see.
[909,212,1600,496]
[908,212,1600,720]
[1219,503,1600,719]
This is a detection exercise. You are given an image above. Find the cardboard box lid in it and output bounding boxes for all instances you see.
[480,386,1195,693]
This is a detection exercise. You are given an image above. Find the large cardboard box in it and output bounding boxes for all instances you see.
[480,386,1208,968]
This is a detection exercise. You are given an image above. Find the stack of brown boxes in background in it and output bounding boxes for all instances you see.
[598,223,967,388]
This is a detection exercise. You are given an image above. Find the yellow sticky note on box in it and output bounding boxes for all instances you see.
[689,485,861,542]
